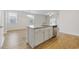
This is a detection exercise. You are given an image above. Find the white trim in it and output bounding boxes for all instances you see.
[7,27,26,31]
[59,31,79,36]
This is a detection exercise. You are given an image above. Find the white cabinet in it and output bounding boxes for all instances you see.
[48,27,53,39]
[44,28,49,41]
[34,29,44,46]
[28,28,35,48]
[44,27,53,41]
[27,26,53,48]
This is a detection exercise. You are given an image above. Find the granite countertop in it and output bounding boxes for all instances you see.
[27,25,57,29]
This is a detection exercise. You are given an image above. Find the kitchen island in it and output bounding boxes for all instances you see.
[27,25,54,48]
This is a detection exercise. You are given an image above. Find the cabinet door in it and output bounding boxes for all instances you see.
[35,29,44,46]
[39,29,44,43]
[48,27,53,38]
[34,29,39,46]
[44,27,53,41]
[44,28,49,41]
[28,28,35,48]
[50,27,53,37]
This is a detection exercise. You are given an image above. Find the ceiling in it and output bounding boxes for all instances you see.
[23,10,58,15]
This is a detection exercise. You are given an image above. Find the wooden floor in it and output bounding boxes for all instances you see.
[3,29,79,49]
[35,33,79,49]
[3,29,30,49]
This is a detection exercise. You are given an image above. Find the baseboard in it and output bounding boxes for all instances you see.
[59,31,79,37]
[7,28,26,32]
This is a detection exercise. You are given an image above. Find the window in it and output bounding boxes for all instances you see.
[50,16,57,25]
[27,15,34,25]
[8,12,17,25]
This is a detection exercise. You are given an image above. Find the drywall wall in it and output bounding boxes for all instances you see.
[0,11,4,26]
[58,10,79,36]
[0,11,2,26]
[5,11,27,31]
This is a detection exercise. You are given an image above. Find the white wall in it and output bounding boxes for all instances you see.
[0,11,4,26]
[58,10,79,36]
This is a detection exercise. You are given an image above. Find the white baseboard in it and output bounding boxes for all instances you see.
[59,31,79,36]
[7,27,26,31]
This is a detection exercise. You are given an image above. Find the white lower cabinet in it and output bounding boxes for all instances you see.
[34,29,44,46]
[44,27,53,41]
[28,28,35,48]
[28,27,53,48]
[44,28,49,41]
[48,27,53,39]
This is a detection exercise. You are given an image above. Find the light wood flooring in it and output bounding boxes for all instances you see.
[35,32,79,49]
[2,29,79,49]
[3,29,30,49]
